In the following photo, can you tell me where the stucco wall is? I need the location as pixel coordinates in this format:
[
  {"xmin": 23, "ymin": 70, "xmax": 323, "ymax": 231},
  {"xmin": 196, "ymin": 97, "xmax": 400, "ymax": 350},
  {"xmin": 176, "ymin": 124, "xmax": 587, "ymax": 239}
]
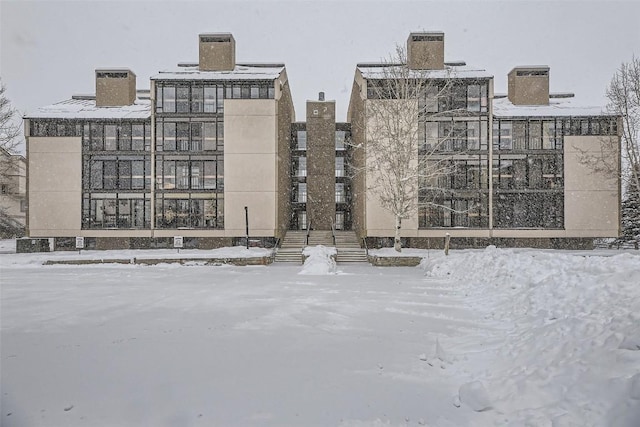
[
  {"xmin": 28, "ymin": 137, "xmax": 82, "ymax": 236},
  {"xmin": 224, "ymin": 99, "xmax": 278, "ymax": 236},
  {"xmin": 564, "ymin": 135, "xmax": 620, "ymax": 237}
]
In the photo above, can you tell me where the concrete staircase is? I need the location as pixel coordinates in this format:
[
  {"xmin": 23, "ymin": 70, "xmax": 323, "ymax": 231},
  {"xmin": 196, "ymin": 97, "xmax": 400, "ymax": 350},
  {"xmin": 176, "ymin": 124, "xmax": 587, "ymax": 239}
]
[
  {"xmin": 273, "ymin": 231, "xmax": 306, "ymax": 263},
  {"xmin": 273, "ymin": 230, "xmax": 369, "ymax": 264},
  {"xmin": 307, "ymin": 230, "xmax": 334, "ymax": 246},
  {"xmin": 334, "ymin": 231, "xmax": 369, "ymax": 263}
]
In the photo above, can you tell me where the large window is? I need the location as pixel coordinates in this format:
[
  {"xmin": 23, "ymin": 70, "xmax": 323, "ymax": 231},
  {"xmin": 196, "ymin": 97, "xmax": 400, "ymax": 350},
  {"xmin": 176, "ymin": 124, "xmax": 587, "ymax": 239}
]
[
  {"xmin": 494, "ymin": 193, "xmax": 563, "ymax": 229},
  {"xmin": 82, "ymin": 122, "xmax": 151, "ymax": 152},
  {"xmin": 156, "ymin": 120, "xmax": 223, "ymax": 152},
  {"xmin": 156, "ymin": 156, "xmax": 223, "ymax": 191},
  {"xmin": 155, "ymin": 195, "xmax": 223, "ymax": 229},
  {"xmin": 84, "ymin": 156, "xmax": 151, "ymax": 191},
  {"xmin": 368, "ymin": 79, "xmax": 489, "ymax": 114},
  {"xmin": 493, "ymin": 118, "xmax": 566, "ymax": 229},
  {"xmin": 492, "ymin": 117, "xmax": 618, "ymax": 151},
  {"xmin": 420, "ymin": 119, "xmax": 488, "ymax": 152},
  {"xmin": 82, "ymin": 194, "xmax": 151, "ymax": 229},
  {"xmin": 419, "ymin": 193, "xmax": 489, "ymax": 228},
  {"xmin": 155, "ymin": 81, "xmax": 275, "ymax": 114}
]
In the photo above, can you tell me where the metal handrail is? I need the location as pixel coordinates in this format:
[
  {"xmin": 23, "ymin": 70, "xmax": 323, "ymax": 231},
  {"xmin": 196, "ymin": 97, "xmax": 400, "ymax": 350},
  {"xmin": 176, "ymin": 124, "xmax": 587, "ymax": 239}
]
[
  {"xmin": 331, "ymin": 220, "xmax": 336, "ymax": 246},
  {"xmin": 362, "ymin": 236, "xmax": 369, "ymax": 257},
  {"xmin": 306, "ymin": 222, "xmax": 311, "ymax": 246}
]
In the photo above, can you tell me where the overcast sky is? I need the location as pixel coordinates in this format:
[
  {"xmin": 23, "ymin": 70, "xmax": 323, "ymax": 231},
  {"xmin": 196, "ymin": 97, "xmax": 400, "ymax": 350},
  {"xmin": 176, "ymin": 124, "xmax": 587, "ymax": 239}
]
[{"xmin": 1, "ymin": 0, "xmax": 639, "ymax": 145}]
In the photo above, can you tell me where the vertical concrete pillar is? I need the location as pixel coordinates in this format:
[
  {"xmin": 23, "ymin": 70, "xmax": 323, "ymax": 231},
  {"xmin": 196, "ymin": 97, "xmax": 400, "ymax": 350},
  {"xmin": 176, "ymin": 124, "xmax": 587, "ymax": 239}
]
[{"xmin": 306, "ymin": 94, "xmax": 336, "ymax": 230}]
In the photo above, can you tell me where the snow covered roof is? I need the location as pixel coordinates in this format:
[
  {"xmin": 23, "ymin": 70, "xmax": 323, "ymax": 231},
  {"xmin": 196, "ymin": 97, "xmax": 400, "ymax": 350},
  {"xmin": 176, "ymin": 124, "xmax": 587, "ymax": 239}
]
[
  {"xmin": 493, "ymin": 97, "xmax": 612, "ymax": 118},
  {"xmin": 357, "ymin": 63, "xmax": 493, "ymax": 80},
  {"xmin": 25, "ymin": 97, "xmax": 151, "ymax": 120},
  {"xmin": 152, "ymin": 63, "xmax": 285, "ymax": 81}
]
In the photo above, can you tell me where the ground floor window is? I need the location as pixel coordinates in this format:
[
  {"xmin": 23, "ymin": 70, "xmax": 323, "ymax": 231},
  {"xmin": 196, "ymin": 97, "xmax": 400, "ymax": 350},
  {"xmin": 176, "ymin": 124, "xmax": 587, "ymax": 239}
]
[
  {"xmin": 155, "ymin": 194, "xmax": 223, "ymax": 229},
  {"xmin": 82, "ymin": 194, "xmax": 151, "ymax": 229},
  {"xmin": 493, "ymin": 191, "xmax": 563, "ymax": 228},
  {"xmin": 419, "ymin": 192, "xmax": 489, "ymax": 228}
]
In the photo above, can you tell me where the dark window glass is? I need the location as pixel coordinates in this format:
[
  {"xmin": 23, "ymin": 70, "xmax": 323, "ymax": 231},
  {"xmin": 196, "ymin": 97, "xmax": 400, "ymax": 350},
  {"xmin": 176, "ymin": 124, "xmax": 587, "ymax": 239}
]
[
  {"xmin": 119, "ymin": 123, "xmax": 132, "ymax": 150},
  {"xmin": 164, "ymin": 122, "xmax": 176, "ymax": 151},
  {"xmin": 132, "ymin": 124, "xmax": 144, "ymax": 151},
  {"xmin": 204, "ymin": 86, "xmax": 216, "ymax": 113},
  {"xmin": 176, "ymin": 86, "xmax": 189, "ymax": 113},
  {"xmin": 163, "ymin": 86, "xmax": 176, "ymax": 113},
  {"xmin": 192, "ymin": 86, "xmax": 204, "ymax": 113}
]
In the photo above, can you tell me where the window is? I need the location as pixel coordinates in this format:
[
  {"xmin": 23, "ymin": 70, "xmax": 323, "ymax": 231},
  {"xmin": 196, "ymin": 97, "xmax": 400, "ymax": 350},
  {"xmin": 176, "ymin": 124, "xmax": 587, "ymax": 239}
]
[
  {"xmin": 296, "ymin": 130, "xmax": 307, "ymax": 150},
  {"xmin": 294, "ymin": 156, "xmax": 307, "ymax": 177},
  {"xmin": 85, "ymin": 156, "xmax": 150, "ymax": 191},
  {"xmin": 204, "ymin": 86, "xmax": 216, "ymax": 113},
  {"xmin": 335, "ymin": 157, "xmax": 345, "ymax": 177},
  {"xmin": 163, "ymin": 86, "xmax": 176, "ymax": 113},
  {"xmin": 155, "ymin": 195, "xmax": 223, "ymax": 229},
  {"xmin": 335, "ymin": 183, "xmax": 345, "ymax": 203},
  {"xmin": 83, "ymin": 194, "xmax": 150, "ymax": 229},
  {"xmin": 294, "ymin": 183, "xmax": 307, "ymax": 203},
  {"xmin": 191, "ymin": 86, "xmax": 204, "ymax": 113},
  {"xmin": 419, "ymin": 193, "xmax": 488, "ymax": 228},
  {"xmin": 156, "ymin": 156, "xmax": 223, "ymax": 191},
  {"xmin": 176, "ymin": 86, "xmax": 189, "ymax": 113},
  {"xmin": 335, "ymin": 131, "xmax": 346, "ymax": 150}
]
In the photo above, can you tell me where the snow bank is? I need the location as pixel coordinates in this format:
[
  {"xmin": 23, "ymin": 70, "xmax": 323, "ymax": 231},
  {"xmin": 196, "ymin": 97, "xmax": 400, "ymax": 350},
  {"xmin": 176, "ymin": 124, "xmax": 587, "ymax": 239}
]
[
  {"xmin": 299, "ymin": 245, "xmax": 337, "ymax": 275},
  {"xmin": 422, "ymin": 246, "xmax": 640, "ymax": 425}
]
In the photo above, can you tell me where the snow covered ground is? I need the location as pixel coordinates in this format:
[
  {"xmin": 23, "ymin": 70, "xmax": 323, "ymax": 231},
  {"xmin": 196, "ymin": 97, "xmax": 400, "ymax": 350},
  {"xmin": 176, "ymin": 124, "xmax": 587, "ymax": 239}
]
[{"xmin": 1, "ymin": 245, "xmax": 640, "ymax": 426}]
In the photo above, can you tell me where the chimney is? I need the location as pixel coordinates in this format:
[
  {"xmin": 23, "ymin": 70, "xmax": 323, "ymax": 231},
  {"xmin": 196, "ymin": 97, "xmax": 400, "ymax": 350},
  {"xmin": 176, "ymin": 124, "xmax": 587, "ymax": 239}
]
[
  {"xmin": 95, "ymin": 69, "xmax": 136, "ymax": 107},
  {"xmin": 508, "ymin": 66, "xmax": 550, "ymax": 105},
  {"xmin": 407, "ymin": 32, "xmax": 444, "ymax": 70},
  {"xmin": 319, "ymin": 91, "xmax": 325, "ymax": 101},
  {"xmin": 199, "ymin": 33, "xmax": 236, "ymax": 71}
]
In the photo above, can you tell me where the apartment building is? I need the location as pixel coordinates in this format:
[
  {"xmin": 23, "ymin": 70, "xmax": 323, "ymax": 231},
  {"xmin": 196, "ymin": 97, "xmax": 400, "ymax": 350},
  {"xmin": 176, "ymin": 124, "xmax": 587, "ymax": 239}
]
[
  {"xmin": 23, "ymin": 31, "xmax": 620, "ymax": 250},
  {"xmin": 348, "ymin": 33, "xmax": 620, "ymax": 249},
  {"xmin": 25, "ymin": 34, "xmax": 294, "ymax": 250}
]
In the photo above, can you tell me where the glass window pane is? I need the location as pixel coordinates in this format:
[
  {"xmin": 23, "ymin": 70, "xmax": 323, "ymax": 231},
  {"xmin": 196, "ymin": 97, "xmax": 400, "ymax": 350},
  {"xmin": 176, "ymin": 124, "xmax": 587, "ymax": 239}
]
[
  {"xmin": 204, "ymin": 122, "xmax": 216, "ymax": 151},
  {"xmin": 132, "ymin": 161, "xmax": 144, "ymax": 189},
  {"xmin": 176, "ymin": 86, "xmax": 189, "ymax": 113},
  {"xmin": 176, "ymin": 161, "xmax": 189, "ymax": 189},
  {"xmin": 119, "ymin": 123, "xmax": 131, "ymax": 150},
  {"xmin": 118, "ymin": 160, "xmax": 131, "ymax": 189},
  {"xmin": 164, "ymin": 122, "xmax": 176, "ymax": 151},
  {"xmin": 177, "ymin": 122, "xmax": 190, "ymax": 151},
  {"xmin": 105, "ymin": 125, "xmax": 117, "ymax": 150},
  {"xmin": 204, "ymin": 86, "xmax": 216, "ymax": 113},
  {"xmin": 132, "ymin": 124, "xmax": 144, "ymax": 151},
  {"xmin": 90, "ymin": 123, "xmax": 104, "ymax": 151},
  {"xmin": 192, "ymin": 86, "xmax": 203, "ymax": 113},
  {"xmin": 103, "ymin": 161, "xmax": 117, "ymax": 189},
  {"xmin": 204, "ymin": 161, "xmax": 217, "ymax": 189},
  {"xmin": 163, "ymin": 86, "xmax": 176, "ymax": 113}
]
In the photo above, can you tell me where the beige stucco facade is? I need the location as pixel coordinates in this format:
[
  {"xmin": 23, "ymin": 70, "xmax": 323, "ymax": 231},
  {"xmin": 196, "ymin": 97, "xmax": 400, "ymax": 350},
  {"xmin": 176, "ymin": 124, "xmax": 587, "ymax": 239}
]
[
  {"xmin": 564, "ymin": 135, "xmax": 620, "ymax": 237},
  {"xmin": 28, "ymin": 137, "xmax": 82, "ymax": 237},
  {"xmin": 224, "ymin": 98, "xmax": 283, "ymax": 237}
]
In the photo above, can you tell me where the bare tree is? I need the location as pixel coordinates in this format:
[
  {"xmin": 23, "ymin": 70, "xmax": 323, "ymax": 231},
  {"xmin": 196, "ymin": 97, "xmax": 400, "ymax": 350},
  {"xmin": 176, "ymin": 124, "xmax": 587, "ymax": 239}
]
[
  {"xmin": 0, "ymin": 80, "xmax": 26, "ymax": 237},
  {"xmin": 608, "ymin": 57, "xmax": 640, "ymax": 201},
  {"xmin": 355, "ymin": 45, "xmax": 471, "ymax": 252},
  {"xmin": 0, "ymin": 81, "xmax": 22, "ymax": 153}
]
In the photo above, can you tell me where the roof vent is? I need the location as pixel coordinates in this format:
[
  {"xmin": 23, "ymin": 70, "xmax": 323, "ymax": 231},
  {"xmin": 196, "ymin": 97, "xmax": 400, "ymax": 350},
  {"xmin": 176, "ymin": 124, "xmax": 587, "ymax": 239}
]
[{"xmin": 319, "ymin": 92, "xmax": 325, "ymax": 101}]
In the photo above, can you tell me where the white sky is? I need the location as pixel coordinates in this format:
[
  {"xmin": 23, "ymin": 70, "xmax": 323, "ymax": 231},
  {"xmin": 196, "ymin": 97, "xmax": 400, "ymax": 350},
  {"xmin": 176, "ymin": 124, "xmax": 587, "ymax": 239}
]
[{"xmin": 1, "ymin": 0, "xmax": 639, "ymax": 137}]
